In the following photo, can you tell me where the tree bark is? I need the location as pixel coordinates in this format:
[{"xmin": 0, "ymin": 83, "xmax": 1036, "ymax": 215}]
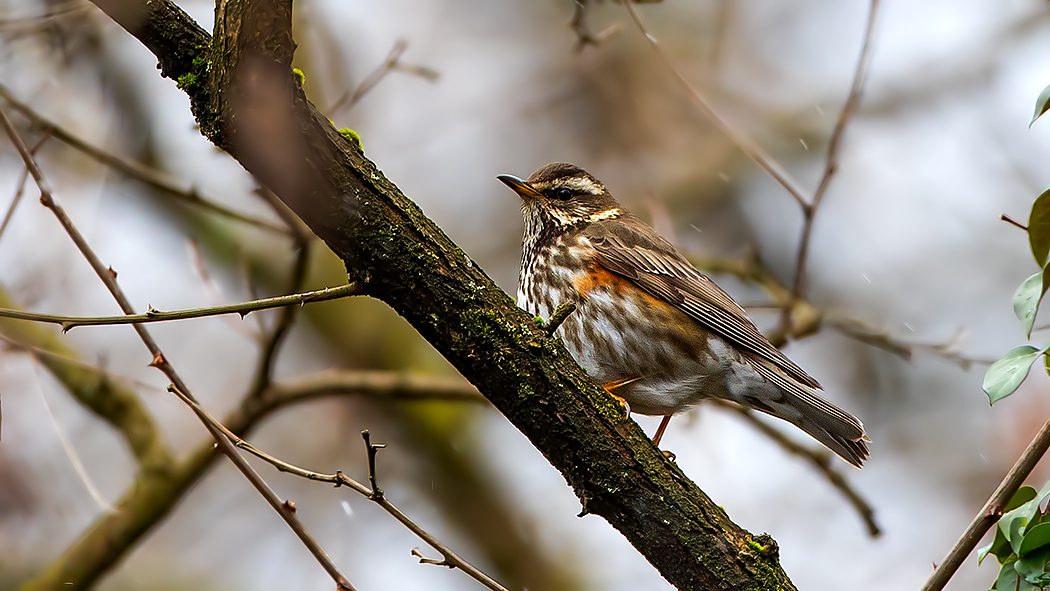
[{"xmin": 83, "ymin": 1, "xmax": 799, "ymax": 589}]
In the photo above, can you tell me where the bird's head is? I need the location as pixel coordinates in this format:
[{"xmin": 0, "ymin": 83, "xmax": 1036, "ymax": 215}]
[{"xmin": 498, "ymin": 163, "xmax": 622, "ymax": 238}]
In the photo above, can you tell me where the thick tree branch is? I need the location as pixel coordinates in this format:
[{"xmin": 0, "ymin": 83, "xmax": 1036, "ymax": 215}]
[{"xmin": 82, "ymin": 0, "xmax": 799, "ymax": 588}]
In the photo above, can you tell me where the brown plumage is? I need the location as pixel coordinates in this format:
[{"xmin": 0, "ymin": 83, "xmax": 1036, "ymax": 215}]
[{"xmin": 498, "ymin": 163, "xmax": 869, "ymax": 467}]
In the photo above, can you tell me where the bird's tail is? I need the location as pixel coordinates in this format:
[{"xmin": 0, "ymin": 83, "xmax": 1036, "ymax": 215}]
[{"xmin": 747, "ymin": 360, "xmax": 870, "ymax": 468}]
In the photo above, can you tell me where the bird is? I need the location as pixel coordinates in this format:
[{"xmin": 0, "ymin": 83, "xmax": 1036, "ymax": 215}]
[{"xmin": 497, "ymin": 163, "xmax": 869, "ymax": 467}]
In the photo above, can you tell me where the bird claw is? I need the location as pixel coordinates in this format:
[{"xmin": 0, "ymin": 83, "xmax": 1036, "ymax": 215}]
[{"xmin": 611, "ymin": 392, "xmax": 631, "ymax": 419}]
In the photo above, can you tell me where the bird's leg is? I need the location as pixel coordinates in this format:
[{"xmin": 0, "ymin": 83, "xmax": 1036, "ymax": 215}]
[
  {"xmin": 652, "ymin": 415, "xmax": 672, "ymax": 447},
  {"xmin": 601, "ymin": 376, "xmax": 641, "ymax": 418}
]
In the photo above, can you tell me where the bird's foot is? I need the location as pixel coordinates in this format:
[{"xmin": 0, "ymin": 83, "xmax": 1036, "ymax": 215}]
[{"xmin": 601, "ymin": 377, "xmax": 639, "ymax": 418}]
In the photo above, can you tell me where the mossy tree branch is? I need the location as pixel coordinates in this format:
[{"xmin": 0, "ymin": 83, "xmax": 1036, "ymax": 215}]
[{"xmin": 83, "ymin": 0, "xmax": 799, "ymax": 588}]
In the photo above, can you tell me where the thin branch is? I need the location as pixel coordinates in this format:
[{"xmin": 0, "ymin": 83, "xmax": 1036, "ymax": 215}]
[
  {"xmin": 260, "ymin": 369, "xmax": 489, "ymax": 409},
  {"xmin": 0, "ymin": 105, "xmax": 357, "ymax": 591},
  {"xmin": 826, "ymin": 317, "xmax": 994, "ymax": 369},
  {"xmin": 0, "ymin": 283, "xmax": 361, "ymax": 331},
  {"xmin": 246, "ymin": 187, "xmax": 313, "ymax": 398},
  {"xmin": 544, "ymin": 302, "xmax": 577, "ymax": 337},
  {"xmin": 709, "ymin": 399, "xmax": 880, "ymax": 537},
  {"xmin": 780, "ymin": 0, "xmax": 880, "ymax": 334},
  {"xmin": 0, "ymin": 84, "xmax": 290, "ymax": 235},
  {"xmin": 921, "ymin": 419, "xmax": 1050, "ymax": 591},
  {"xmin": 0, "ymin": 129, "xmax": 51, "ymax": 244},
  {"xmin": 166, "ymin": 385, "xmax": 509, "ymax": 591},
  {"xmin": 29, "ymin": 363, "xmax": 115, "ymax": 512},
  {"xmin": 689, "ymin": 251, "xmax": 989, "ymax": 367},
  {"xmin": 327, "ymin": 40, "xmax": 439, "ymax": 115},
  {"xmin": 623, "ymin": 0, "xmax": 811, "ymax": 209},
  {"xmin": 0, "ymin": 2, "xmax": 87, "ymax": 30},
  {"xmin": 0, "ymin": 291, "xmax": 174, "ymax": 471}
]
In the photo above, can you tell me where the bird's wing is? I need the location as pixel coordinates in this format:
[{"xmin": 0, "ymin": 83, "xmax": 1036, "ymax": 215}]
[{"xmin": 584, "ymin": 219, "xmax": 820, "ymax": 389}]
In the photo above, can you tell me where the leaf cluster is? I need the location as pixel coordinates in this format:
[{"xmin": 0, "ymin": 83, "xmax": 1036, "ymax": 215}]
[
  {"xmin": 983, "ymin": 189, "xmax": 1050, "ymax": 403},
  {"xmin": 979, "ymin": 484, "xmax": 1050, "ymax": 590}
]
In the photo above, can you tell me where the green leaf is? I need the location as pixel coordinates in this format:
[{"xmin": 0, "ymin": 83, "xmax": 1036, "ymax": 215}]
[
  {"xmin": 980, "ymin": 526, "xmax": 1013, "ymax": 565},
  {"xmin": 1030, "ymin": 189, "xmax": 1050, "ymax": 267},
  {"xmin": 1024, "ymin": 480, "xmax": 1050, "ymax": 525},
  {"xmin": 984, "ymin": 346, "xmax": 1046, "ymax": 404},
  {"xmin": 1032, "ymin": 84, "xmax": 1050, "ymax": 127},
  {"xmin": 1020, "ymin": 523, "xmax": 1050, "ymax": 557},
  {"xmin": 1014, "ymin": 272, "xmax": 1048, "ymax": 337},
  {"xmin": 1015, "ymin": 545, "xmax": 1050, "ymax": 586},
  {"xmin": 995, "ymin": 560, "xmax": 1020, "ymax": 591},
  {"xmin": 1009, "ymin": 487, "xmax": 1040, "ymax": 513}
]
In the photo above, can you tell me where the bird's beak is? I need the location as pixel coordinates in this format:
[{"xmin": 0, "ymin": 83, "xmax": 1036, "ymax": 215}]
[{"xmin": 497, "ymin": 174, "xmax": 544, "ymax": 200}]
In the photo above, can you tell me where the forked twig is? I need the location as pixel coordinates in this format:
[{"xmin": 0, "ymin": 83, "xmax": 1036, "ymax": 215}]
[
  {"xmin": 779, "ymin": 0, "xmax": 881, "ymax": 335},
  {"xmin": 328, "ymin": 41, "xmax": 439, "ymax": 115}
]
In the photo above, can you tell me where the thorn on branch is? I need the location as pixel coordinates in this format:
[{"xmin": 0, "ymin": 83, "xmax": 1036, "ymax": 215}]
[{"xmin": 411, "ymin": 547, "xmax": 453, "ymax": 568}]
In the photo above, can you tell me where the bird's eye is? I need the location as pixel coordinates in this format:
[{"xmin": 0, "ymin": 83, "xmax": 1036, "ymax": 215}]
[{"xmin": 554, "ymin": 188, "xmax": 573, "ymax": 200}]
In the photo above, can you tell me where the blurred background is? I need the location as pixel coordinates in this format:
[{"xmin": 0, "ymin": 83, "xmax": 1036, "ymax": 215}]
[{"xmin": 1, "ymin": 0, "xmax": 1049, "ymax": 589}]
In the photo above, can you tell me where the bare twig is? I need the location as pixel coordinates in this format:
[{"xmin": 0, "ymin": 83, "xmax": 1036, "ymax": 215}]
[
  {"xmin": 0, "ymin": 105, "xmax": 357, "ymax": 591},
  {"xmin": 0, "ymin": 2, "xmax": 87, "ymax": 30},
  {"xmin": 826, "ymin": 317, "xmax": 993, "ymax": 369},
  {"xmin": 166, "ymin": 384, "xmax": 509, "ymax": 591},
  {"xmin": 260, "ymin": 369, "xmax": 488, "ymax": 409},
  {"xmin": 246, "ymin": 187, "xmax": 314, "ymax": 397},
  {"xmin": 544, "ymin": 302, "xmax": 577, "ymax": 336},
  {"xmin": 921, "ymin": 419, "xmax": 1050, "ymax": 591},
  {"xmin": 28, "ymin": 363, "xmax": 114, "ymax": 512},
  {"xmin": 0, "ymin": 130, "xmax": 51, "ymax": 243},
  {"xmin": 327, "ymin": 40, "xmax": 439, "ymax": 115},
  {"xmin": 688, "ymin": 251, "xmax": 989, "ymax": 367},
  {"xmin": 0, "ymin": 84, "xmax": 290, "ymax": 235},
  {"xmin": 623, "ymin": 1, "xmax": 811, "ymax": 209},
  {"xmin": 779, "ymin": 0, "xmax": 880, "ymax": 335},
  {"xmin": 710, "ymin": 399, "xmax": 880, "ymax": 537},
  {"xmin": 0, "ymin": 283, "xmax": 361, "ymax": 330},
  {"xmin": 569, "ymin": 0, "xmax": 621, "ymax": 52}
]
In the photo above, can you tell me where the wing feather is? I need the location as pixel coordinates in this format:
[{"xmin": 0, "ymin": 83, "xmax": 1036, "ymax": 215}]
[{"xmin": 585, "ymin": 220, "xmax": 820, "ymax": 389}]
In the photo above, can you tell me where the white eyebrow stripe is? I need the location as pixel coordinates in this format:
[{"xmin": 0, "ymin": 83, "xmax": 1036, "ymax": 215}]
[{"xmin": 551, "ymin": 177, "xmax": 604, "ymax": 195}]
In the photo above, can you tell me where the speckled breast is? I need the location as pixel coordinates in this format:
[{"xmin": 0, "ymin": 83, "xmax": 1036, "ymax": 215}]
[{"xmin": 518, "ymin": 234, "xmax": 727, "ymax": 415}]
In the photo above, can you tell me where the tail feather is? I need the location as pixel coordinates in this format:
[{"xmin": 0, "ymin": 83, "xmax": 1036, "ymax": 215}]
[{"xmin": 747, "ymin": 358, "xmax": 870, "ymax": 468}]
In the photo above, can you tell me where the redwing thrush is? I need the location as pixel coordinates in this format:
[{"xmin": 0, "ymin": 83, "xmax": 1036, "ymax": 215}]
[{"xmin": 498, "ymin": 163, "xmax": 869, "ymax": 467}]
